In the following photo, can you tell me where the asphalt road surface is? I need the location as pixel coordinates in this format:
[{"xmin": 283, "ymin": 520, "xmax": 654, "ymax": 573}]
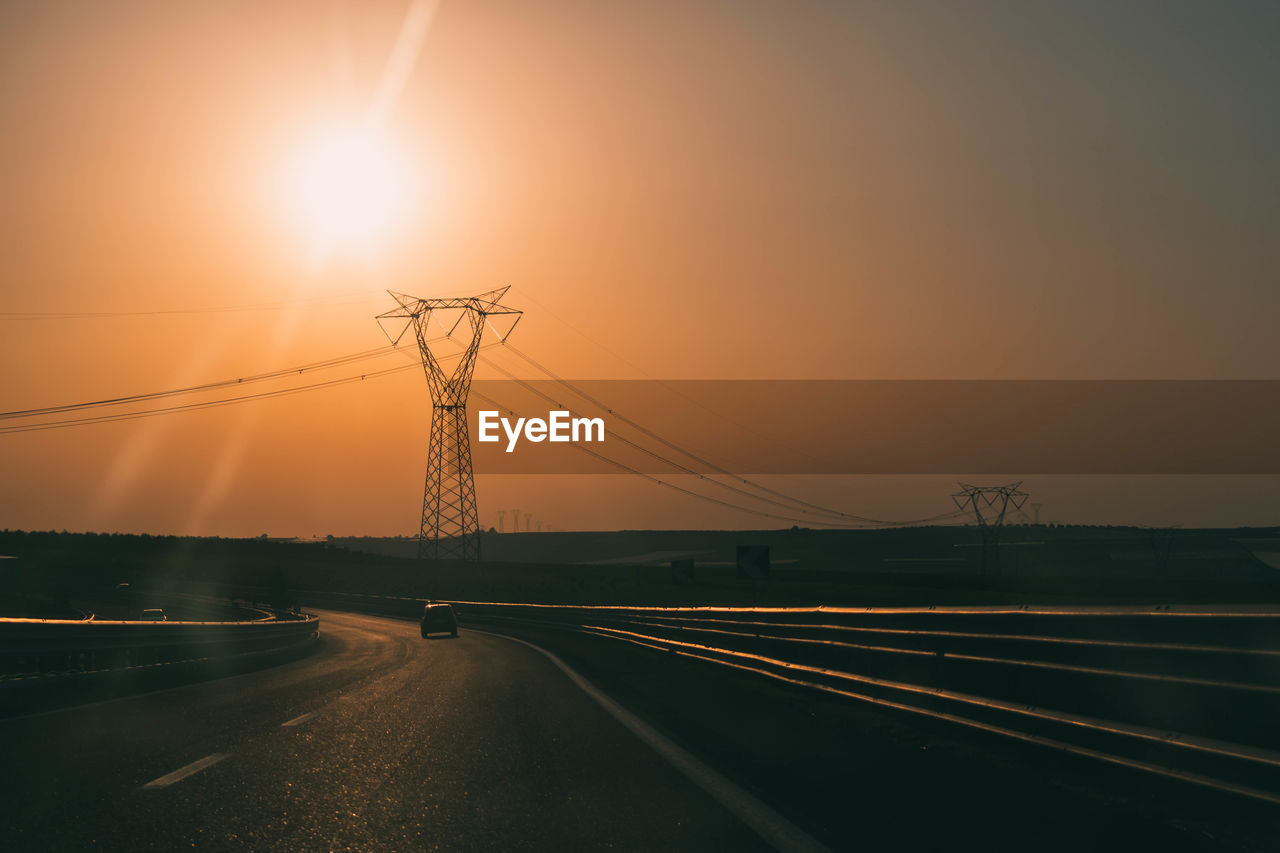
[
  {"xmin": 0, "ymin": 610, "xmax": 1272, "ymax": 851},
  {"xmin": 0, "ymin": 610, "xmax": 779, "ymax": 851}
]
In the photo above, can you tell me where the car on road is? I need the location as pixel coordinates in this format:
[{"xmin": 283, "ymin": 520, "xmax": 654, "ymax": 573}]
[
  {"xmin": 420, "ymin": 601, "xmax": 458, "ymax": 638},
  {"xmin": 139, "ymin": 608, "xmax": 167, "ymax": 622}
]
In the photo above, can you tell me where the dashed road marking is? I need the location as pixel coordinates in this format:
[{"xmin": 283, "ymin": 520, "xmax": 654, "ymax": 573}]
[{"xmin": 140, "ymin": 753, "xmax": 229, "ymax": 789}]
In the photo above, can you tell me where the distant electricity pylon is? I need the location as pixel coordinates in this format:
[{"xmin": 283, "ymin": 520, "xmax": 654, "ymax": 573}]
[
  {"xmin": 952, "ymin": 482, "xmax": 1029, "ymax": 574},
  {"xmin": 1145, "ymin": 523, "xmax": 1183, "ymax": 574},
  {"xmin": 378, "ymin": 287, "xmax": 522, "ymax": 561}
]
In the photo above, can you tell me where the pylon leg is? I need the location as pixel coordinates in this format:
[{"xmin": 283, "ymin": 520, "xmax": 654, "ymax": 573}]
[{"xmin": 419, "ymin": 405, "xmax": 480, "ymax": 561}]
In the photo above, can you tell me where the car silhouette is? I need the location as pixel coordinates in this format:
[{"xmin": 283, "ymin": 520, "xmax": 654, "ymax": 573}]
[{"xmin": 420, "ymin": 602, "xmax": 458, "ymax": 638}]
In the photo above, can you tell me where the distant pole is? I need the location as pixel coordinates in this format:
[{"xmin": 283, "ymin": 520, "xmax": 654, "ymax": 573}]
[
  {"xmin": 376, "ymin": 288, "xmax": 522, "ymax": 561},
  {"xmin": 1032, "ymin": 503, "xmax": 1042, "ymax": 525},
  {"xmin": 497, "ymin": 510, "xmax": 506, "ymax": 534},
  {"xmin": 511, "ymin": 509, "xmax": 520, "ymax": 533},
  {"xmin": 952, "ymin": 483, "xmax": 1029, "ymax": 576},
  {"xmin": 524, "ymin": 513, "xmax": 533, "ymax": 532}
]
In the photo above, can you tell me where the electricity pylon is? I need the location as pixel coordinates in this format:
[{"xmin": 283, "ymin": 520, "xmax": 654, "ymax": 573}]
[
  {"xmin": 377, "ymin": 287, "xmax": 521, "ymax": 560},
  {"xmin": 1145, "ymin": 523, "xmax": 1182, "ymax": 574},
  {"xmin": 952, "ymin": 482, "xmax": 1029, "ymax": 574}
]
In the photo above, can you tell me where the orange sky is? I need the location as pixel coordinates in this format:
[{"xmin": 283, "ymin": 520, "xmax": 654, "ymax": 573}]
[{"xmin": 1, "ymin": 1, "xmax": 1277, "ymax": 535}]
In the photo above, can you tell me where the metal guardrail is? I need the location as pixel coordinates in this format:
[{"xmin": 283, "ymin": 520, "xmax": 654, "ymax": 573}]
[
  {"xmin": 464, "ymin": 602, "xmax": 1280, "ymax": 805},
  {"xmin": 0, "ymin": 614, "xmax": 320, "ymax": 681},
  {"xmin": 303, "ymin": 592, "xmax": 1280, "ymax": 808}
]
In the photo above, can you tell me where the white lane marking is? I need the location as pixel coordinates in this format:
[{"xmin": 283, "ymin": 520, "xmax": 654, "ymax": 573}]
[
  {"xmin": 140, "ymin": 753, "xmax": 230, "ymax": 789},
  {"xmin": 474, "ymin": 629, "xmax": 831, "ymax": 853},
  {"xmin": 281, "ymin": 711, "xmax": 317, "ymax": 727}
]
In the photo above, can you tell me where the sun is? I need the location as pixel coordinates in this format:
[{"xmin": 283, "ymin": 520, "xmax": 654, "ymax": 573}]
[{"xmin": 285, "ymin": 124, "xmax": 414, "ymax": 255}]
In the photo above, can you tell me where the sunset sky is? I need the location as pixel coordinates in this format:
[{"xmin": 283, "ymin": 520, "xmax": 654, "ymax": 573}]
[{"xmin": 1, "ymin": 1, "xmax": 1277, "ymax": 535}]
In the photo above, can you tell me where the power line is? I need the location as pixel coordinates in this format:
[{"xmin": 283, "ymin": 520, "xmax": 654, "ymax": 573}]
[
  {"xmin": 490, "ymin": 344, "xmax": 960, "ymax": 528},
  {"xmin": 471, "ymin": 370, "xmax": 961, "ymax": 530},
  {"xmin": 471, "ymin": 389, "xmax": 962, "ymax": 527},
  {"xmin": 478, "ymin": 354, "xmax": 859, "ymax": 521},
  {"xmin": 468, "ymin": 388, "xmax": 880, "ymax": 529},
  {"xmin": 0, "ymin": 342, "xmax": 501, "ymax": 434},
  {"xmin": 0, "ymin": 345, "xmax": 404, "ymax": 421},
  {"xmin": 516, "ymin": 286, "xmax": 844, "ymax": 470},
  {"xmin": 0, "ymin": 313, "xmax": 963, "ymax": 528},
  {"xmin": 0, "ymin": 364, "xmax": 417, "ymax": 434},
  {"xmin": 499, "ymin": 344, "xmax": 862, "ymax": 520}
]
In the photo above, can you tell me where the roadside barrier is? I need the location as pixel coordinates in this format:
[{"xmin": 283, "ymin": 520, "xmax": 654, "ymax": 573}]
[
  {"xmin": 300, "ymin": 590, "xmax": 1280, "ymax": 806},
  {"xmin": 0, "ymin": 613, "xmax": 320, "ymax": 714}
]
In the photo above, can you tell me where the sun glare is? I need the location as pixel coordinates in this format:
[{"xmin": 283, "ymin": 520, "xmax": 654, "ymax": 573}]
[{"xmin": 286, "ymin": 125, "xmax": 414, "ymax": 255}]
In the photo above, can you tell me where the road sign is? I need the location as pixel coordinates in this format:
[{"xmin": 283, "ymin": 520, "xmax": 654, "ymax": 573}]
[{"xmin": 736, "ymin": 546, "xmax": 770, "ymax": 580}]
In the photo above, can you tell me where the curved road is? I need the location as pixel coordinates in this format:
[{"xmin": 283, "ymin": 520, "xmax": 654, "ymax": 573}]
[
  {"xmin": 0, "ymin": 609, "xmax": 1263, "ymax": 851},
  {"xmin": 0, "ymin": 610, "xmax": 773, "ymax": 851}
]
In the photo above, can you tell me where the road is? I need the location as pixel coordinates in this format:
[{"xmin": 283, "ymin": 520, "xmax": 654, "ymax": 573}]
[
  {"xmin": 0, "ymin": 609, "xmax": 1269, "ymax": 851},
  {"xmin": 0, "ymin": 610, "xmax": 774, "ymax": 851}
]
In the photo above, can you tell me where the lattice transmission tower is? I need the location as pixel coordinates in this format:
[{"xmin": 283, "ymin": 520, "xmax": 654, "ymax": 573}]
[
  {"xmin": 377, "ymin": 287, "xmax": 521, "ymax": 560},
  {"xmin": 952, "ymin": 482, "xmax": 1029, "ymax": 573}
]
